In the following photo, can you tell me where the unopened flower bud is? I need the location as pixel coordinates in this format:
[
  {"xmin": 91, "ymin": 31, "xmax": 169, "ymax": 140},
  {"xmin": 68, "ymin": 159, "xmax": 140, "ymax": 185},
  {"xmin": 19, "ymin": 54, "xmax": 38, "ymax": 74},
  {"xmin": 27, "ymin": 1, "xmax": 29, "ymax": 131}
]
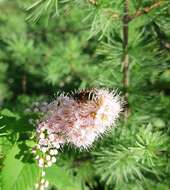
[
  {"xmin": 38, "ymin": 158, "xmax": 44, "ymax": 167},
  {"xmin": 44, "ymin": 180, "xmax": 49, "ymax": 187},
  {"xmin": 39, "ymin": 133, "xmax": 45, "ymax": 139},
  {"xmin": 41, "ymin": 147, "xmax": 48, "ymax": 153},
  {"xmin": 32, "ymin": 149, "xmax": 36, "ymax": 154},
  {"xmin": 41, "ymin": 178, "xmax": 45, "ymax": 184},
  {"xmin": 35, "ymin": 183, "xmax": 39, "ymax": 189},
  {"xmin": 47, "ymin": 161, "xmax": 52, "ymax": 167},
  {"xmin": 52, "ymin": 142, "xmax": 60, "ymax": 149},
  {"xmin": 42, "ymin": 171, "xmax": 46, "ymax": 177},
  {"xmin": 35, "ymin": 155, "xmax": 39, "ymax": 160},
  {"xmin": 40, "ymin": 185, "xmax": 45, "ymax": 190},
  {"xmin": 49, "ymin": 149, "xmax": 58, "ymax": 155},
  {"xmin": 51, "ymin": 156, "xmax": 56, "ymax": 163},
  {"xmin": 46, "ymin": 155, "xmax": 51, "ymax": 161}
]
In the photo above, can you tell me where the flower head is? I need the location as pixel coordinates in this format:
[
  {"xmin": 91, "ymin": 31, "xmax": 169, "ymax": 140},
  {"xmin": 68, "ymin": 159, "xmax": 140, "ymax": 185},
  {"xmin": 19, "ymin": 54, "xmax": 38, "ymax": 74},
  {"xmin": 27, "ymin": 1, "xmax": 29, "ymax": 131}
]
[
  {"xmin": 34, "ymin": 88, "xmax": 122, "ymax": 189},
  {"xmin": 37, "ymin": 88, "xmax": 122, "ymax": 149}
]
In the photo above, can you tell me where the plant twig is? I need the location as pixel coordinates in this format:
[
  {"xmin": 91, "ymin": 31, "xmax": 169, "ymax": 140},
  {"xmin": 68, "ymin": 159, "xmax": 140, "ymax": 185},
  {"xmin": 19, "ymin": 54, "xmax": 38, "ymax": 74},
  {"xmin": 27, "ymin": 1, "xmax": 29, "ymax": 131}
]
[
  {"xmin": 22, "ymin": 74, "xmax": 27, "ymax": 94},
  {"xmin": 122, "ymin": 0, "xmax": 130, "ymax": 119},
  {"xmin": 152, "ymin": 22, "xmax": 170, "ymax": 50},
  {"xmin": 129, "ymin": 0, "xmax": 164, "ymax": 21}
]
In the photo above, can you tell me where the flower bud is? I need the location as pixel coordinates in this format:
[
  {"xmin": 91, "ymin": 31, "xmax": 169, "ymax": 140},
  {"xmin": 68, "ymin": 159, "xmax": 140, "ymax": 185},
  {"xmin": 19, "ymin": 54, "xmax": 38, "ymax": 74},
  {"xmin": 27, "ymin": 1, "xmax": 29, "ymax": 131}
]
[
  {"xmin": 40, "ymin": 178, "xmax": 45, "ymax": 184},
  {"xmin": 35, "ymin": 155, "xmax": 39, "ymax": 160},
  {"xmin": 51, "ymin": 156, "xmax": 56, "ymax": 163},
  {"xmin": 39, "ymin": 133, "xmax": 45, "ymax": 139},
  {"xmin": 40, "ymin": 185, "xmax": 45, "ymax": 190},
  {"xmin": 38, "ymin": 158, "xmax": 44, "ymax": 167},
  {"xmin": 41, "ymin": 147, "xmax": 48, "ymax": 153},
  {"xmin": 47, "ymin": 161, "xmax": 52, "ymax": 167},
  {"xmin": 44, "ymin": 180, "xmax": 49, "ymax": 188},
  {"xmin": 42, "ymin": 171, "xmax": 46, "ymax": 177},
  {"xmin": 46, "ymin": 155, "xmax": 51, "ymax": 161},
  {"xmin": 35, "ymin": 183, "xmax": 39, "ymax": 189}
]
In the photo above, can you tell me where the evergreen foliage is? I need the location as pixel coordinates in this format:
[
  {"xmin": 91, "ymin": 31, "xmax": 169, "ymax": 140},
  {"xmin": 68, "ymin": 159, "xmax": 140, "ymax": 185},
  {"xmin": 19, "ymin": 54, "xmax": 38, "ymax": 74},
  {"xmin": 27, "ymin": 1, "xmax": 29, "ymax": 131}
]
[{"xmin": 0, "ymin": 0, "xmax": 170, "ymax": 190}]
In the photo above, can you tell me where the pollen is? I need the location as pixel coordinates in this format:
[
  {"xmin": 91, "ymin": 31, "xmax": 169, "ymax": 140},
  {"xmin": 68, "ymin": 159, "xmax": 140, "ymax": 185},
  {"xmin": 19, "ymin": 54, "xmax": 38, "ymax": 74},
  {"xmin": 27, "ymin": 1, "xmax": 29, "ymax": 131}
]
[
  {"xmin": 100, "ymin": 114, "xmax": 108, "ymax": 122},
  {"xmin": 90, "ymin": 112, "xmax": 96, "ymax": 118}
]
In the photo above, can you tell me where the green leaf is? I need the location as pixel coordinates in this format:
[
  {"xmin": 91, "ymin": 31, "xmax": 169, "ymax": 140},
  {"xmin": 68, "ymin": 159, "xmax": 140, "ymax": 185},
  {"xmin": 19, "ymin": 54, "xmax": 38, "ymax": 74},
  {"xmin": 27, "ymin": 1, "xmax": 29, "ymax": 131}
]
[
  {"xmin": 2, "ymin": 144, "xmax": 40, "ymax": 190},
  {"xmin": 46, "ymin": 165, "xmax": 81, "ymax": 190},
  {"xmin": 1, "ymin": 109, "xmax": 20, "ymax": 120}
]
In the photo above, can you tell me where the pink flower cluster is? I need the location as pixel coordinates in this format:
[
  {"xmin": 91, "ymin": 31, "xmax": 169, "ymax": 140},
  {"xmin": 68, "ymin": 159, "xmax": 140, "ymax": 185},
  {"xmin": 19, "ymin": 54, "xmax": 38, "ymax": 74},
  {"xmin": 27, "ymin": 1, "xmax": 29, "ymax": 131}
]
[
  {"xmin": 34, "ymin": 88, "xmax": 122, "ymax": 189},
  {"xmin": 37, "ymin": 88, "xmax": 122, "ymax": 149}
]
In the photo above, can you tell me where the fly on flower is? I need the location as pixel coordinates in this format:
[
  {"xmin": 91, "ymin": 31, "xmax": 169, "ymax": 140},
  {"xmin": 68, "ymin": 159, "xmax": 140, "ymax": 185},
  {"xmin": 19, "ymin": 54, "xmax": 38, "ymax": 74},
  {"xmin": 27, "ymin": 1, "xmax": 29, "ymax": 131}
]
[{"xmin": 72, "ymin": 89, "xmax": 97, "ymax": 102}]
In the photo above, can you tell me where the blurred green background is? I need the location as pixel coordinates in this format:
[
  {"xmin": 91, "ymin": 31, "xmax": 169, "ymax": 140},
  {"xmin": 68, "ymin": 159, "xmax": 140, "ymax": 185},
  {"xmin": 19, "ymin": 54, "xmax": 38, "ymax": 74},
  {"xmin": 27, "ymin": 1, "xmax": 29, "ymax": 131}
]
[{"xmin": 0, "ymin": 0, "xmax": 170, "ymax": 190}]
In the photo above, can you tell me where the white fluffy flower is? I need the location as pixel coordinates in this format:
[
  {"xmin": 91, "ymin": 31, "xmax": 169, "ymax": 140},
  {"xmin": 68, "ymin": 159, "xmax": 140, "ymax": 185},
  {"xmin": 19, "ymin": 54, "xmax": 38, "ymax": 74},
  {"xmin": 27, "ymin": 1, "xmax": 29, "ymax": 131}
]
[
  {"xmin": 37, "ymin": 89, "xmax": 122, "ymax": 149},
  {"xmin": 34, "ymin": 88, "xmax": 122, "ymax": 189}
]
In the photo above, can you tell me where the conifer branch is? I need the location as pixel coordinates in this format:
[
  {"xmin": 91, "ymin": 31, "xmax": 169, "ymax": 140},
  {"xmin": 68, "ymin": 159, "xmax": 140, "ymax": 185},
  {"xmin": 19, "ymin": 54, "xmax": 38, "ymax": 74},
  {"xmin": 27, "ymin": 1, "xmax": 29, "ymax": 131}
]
[
  {"xmin": 122, "ymin": 0, "xmax": 130, "ymax": 119},
  {"xmin": 100, "ymin": 0, "xmax": 164, "ymax": 23},
  {"xmin": 55, "ymin": 26, "xmax": 90, "ymax": 33},
  {"xmin": 152, "ymin": 22, "xmax": 170, "ymax": 50},
  {"xmin": 129, "ymin": 0, "xmax": 164, "ymax": 21}
]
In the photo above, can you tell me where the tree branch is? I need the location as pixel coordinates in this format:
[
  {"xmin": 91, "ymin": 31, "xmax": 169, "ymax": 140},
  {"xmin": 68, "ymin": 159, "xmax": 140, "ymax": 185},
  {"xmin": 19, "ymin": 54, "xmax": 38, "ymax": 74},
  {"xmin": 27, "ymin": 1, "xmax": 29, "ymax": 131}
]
[
  {"xmin": 129, "ymin": 0, "xmax": 164, "ymax": 21},
  {"xmin": 122, "ymin": 0, "xmax": 130, "ymax": 119},
  {"xmin": 152, "ymin": 22, "xmax": 170, "ymax": 50}
]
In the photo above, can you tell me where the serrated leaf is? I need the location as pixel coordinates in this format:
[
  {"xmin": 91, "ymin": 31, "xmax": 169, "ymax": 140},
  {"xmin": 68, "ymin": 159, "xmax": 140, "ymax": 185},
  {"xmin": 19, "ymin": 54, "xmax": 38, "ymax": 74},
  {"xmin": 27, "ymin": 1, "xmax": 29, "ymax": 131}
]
[
  {"xmin": 46, "ymin": 165, "xmax": 81, "ymax": 190},
  {"xmin": 2, "ymin": 144, "xmax": 40, "ymax": 190}
]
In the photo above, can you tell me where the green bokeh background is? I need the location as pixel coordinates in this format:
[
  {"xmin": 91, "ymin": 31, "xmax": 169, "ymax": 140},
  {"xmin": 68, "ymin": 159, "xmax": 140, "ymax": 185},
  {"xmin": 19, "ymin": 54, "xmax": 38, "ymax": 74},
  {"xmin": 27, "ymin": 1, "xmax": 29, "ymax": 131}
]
[{"xmin": 0, "ymin": 0, "xmax": 170, "ymax": 190}]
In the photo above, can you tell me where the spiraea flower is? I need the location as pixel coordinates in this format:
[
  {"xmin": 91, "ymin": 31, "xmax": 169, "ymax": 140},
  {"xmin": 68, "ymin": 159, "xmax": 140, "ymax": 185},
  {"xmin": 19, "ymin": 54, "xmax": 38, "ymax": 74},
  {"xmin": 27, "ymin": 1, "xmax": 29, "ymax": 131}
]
[
  {"xmin": 37, "ymin": 88, "xmax": 122, "ymax": 148},
  {"xmin": 33, "ymin": 88, "xmax": 123, "ymax": 189}
]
